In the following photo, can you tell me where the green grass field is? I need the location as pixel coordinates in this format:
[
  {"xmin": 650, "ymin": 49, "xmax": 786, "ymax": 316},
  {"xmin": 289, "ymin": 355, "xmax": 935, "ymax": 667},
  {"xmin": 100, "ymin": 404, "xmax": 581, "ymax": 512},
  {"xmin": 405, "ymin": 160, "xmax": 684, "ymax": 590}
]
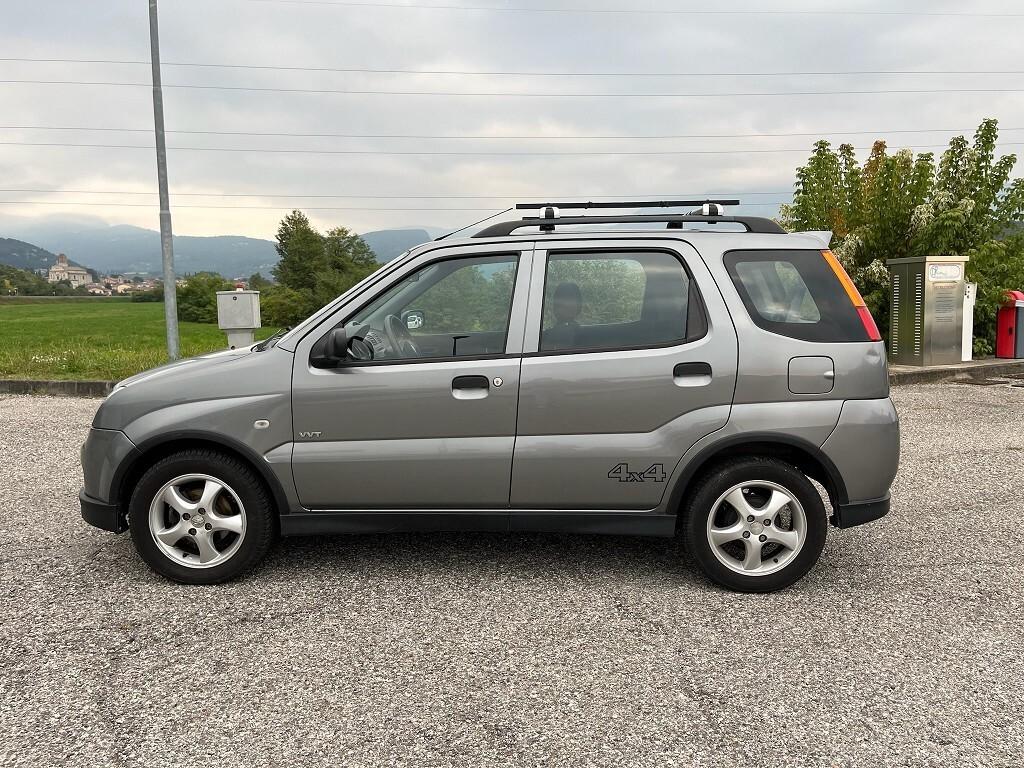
[{"xmin": 0, "ymin": 298, "xmax": 277, "ymax": 380}]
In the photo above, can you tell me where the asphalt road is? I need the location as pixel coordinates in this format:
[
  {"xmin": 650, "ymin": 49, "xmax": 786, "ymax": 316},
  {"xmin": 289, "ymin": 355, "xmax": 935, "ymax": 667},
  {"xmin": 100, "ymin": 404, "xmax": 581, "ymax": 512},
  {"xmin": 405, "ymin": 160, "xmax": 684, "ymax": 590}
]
[{"xmin": 1, "ymin": 384, "xmax": 1022, "ymax": 767}]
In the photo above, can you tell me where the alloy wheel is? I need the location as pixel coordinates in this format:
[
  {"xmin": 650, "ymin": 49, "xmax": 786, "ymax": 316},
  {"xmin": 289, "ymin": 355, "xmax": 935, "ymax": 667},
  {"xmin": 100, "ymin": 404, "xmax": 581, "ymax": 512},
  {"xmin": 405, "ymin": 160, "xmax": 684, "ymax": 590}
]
[
  {"xmin": 705, "ymin": 480, "xmax": 807, "ymax": 577},
  {"xmin": 148, "ymin": 473, "xmax": 247, "ymax": 569}
]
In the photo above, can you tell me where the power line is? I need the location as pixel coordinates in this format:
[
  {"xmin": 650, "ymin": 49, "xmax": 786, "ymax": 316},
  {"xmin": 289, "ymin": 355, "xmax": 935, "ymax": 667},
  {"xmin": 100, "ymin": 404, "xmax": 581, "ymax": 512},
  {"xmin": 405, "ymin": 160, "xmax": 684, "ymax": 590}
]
[
  {"xmin": 4, "ymin": 57, "xmax": 1024, "ymax": 78},
  {"xmin": 0, "ymin": 201, "xmax": 503, "ymax": 210},
  {"xmin": 0, "ymin": 188, "xmax": 793, "ymax": 198},
  {"xmin": 204, "ymin": 0, "xmax": 1024, "ymax": 18},
  {"xmin": 0, "ymin": 200, "xmax": 783, "ymax": 210},
  {"xmin": 4, "ymin": 80, "xmax": 1024, "ymax": 98},
  {"xmin": 2, "ymin": 125, "xmax": 1020, "ymax": 141},
  {"xmin": 2, "ymin": 140, "xmax": 1020, "ymax": 156}
]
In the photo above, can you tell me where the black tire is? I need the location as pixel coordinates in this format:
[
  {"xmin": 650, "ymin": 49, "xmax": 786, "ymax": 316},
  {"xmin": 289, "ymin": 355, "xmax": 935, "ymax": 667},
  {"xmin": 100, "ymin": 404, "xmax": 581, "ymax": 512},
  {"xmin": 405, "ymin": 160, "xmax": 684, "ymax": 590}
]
[
  {"xmin": 683, "ymin": 457, "xmax": 827, "ymax": 593},
  {"xmin": 128, "ymin": 449, "xmax": 276, "ymax": 584}
]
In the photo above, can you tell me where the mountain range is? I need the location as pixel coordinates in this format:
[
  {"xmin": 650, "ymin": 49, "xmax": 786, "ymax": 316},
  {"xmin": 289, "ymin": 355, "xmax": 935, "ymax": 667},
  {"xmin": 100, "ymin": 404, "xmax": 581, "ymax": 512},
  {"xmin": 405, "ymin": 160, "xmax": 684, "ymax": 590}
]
[
  {"xmin": 0, "ymin": 214, "xmax": 439, "ymax": 277},
  {"xmin": 0, "ymin": 236, "xmax": 64, "ymax": 272}
]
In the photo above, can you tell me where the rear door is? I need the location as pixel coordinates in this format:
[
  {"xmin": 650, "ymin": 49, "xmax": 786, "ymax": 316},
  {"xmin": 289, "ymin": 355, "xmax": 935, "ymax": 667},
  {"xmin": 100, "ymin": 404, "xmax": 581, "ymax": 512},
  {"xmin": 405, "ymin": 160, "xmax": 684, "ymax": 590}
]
[{"xmin": 510, "ymin": 239, "xmax": 737, "ymax": 511}]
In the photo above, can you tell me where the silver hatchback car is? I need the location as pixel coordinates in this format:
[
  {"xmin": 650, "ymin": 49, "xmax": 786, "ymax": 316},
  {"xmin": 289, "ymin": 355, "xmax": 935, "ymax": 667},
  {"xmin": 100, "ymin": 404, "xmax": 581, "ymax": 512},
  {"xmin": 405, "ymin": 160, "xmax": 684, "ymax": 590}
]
[{"xmin": 80, "ymin": 202, "xmax": 899, "ymax": 592}]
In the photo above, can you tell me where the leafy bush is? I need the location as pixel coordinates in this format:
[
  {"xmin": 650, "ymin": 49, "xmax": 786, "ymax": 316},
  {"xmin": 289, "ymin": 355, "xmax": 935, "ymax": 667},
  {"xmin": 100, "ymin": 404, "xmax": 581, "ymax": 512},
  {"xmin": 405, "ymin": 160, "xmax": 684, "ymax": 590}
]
[
  {"xmin": 131, "ymin": 284, "xmax": 164, "ymax": 302},
  {"xmin": 175, "ymin": 272, "xmax": 234, "ymax": 323},
  {"xmin": 781, "ymin": 119, "xmax": 1024, "ymax": 350},
  {"xmin": 259, "ymin": 285, "xmax": 313, "ymax": 328},
  {"xmin": 967, "ymin": 235, "xmax": 1024, "ymax": 355},
  {"xmin": 0, "ymin": 265, "xmax": 89, "ymax": 296}
]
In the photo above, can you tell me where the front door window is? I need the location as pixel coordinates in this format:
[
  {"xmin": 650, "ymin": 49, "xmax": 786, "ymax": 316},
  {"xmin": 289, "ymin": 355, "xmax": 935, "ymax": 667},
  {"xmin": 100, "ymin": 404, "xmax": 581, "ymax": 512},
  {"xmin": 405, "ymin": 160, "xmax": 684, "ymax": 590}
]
[{"xmin": 344, "ymin": 254, "xmax": 518, "ymax": 360}]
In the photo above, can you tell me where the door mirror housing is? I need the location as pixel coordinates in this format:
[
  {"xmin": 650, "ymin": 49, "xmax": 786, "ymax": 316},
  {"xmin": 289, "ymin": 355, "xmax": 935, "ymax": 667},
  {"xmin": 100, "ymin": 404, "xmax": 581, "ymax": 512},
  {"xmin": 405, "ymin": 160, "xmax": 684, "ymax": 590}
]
[
  {"xmin": 324, "ymin": 327, "xmax": 348, "ymax": 359},
  {"xmin": 312, "ymin": 327, "xmax": 349, "ymax": 367}
]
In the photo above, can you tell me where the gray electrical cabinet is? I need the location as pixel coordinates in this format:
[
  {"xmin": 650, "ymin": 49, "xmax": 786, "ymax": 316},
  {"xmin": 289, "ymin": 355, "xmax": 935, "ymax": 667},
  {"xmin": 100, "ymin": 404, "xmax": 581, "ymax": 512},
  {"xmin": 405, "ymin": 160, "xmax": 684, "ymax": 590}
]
[
  {"xmin": 217, "ymin": 289, "xmax": 261, "ymax": 349},
  {"xmin": 886, "ymin": 255, "xmax": 969, "ymax": 366}
]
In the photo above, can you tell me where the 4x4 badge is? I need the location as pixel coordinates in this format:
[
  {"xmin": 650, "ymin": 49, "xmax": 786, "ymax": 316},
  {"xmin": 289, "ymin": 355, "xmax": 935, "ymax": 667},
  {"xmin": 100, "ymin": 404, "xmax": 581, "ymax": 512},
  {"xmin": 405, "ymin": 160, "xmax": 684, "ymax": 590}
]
[{"xmin": 607, "ymin": 463, "xmax": 667, "ymax": 483}]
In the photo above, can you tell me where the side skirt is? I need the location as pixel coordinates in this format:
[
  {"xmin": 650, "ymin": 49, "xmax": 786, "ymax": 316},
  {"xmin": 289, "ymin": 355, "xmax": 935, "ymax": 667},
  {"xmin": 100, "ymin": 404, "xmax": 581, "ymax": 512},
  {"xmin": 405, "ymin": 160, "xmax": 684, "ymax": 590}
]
[{"xmin": 279, "ymin": 510, "xmax": 678, "ymax": 537}]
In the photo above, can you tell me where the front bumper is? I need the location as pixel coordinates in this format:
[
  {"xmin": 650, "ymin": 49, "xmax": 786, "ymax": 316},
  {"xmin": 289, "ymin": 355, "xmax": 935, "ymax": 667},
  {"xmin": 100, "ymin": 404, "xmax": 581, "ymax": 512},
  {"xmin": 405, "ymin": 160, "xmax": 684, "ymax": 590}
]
[
  {"xmin": 80, "ymin": 427, "xmax": 138, "ymax": 534},
  {"xmin": 831, "ymin": 494, "xmax": 890, "ymax": 529},
  {"xmin": 80, "ymin": 488, "xmax": 127, "ymax": 533}
]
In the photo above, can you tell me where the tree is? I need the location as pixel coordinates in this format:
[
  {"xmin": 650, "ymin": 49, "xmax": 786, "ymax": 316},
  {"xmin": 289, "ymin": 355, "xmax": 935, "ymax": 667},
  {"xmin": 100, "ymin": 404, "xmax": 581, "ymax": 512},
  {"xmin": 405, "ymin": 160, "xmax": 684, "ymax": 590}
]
[
  {"xmin": 313, "ymin": 226, "xmax": 378, "ymax": 307},
  {"xmin": 781, "ymin": 141, "xmax": 935, "ymax": 332},
  {"xmin": 260, "ymin": 285, "xmax": 309, "ymax": 327},
  {"xmin": 966, "ymin": 235, "xmax": 1024, "ymax": 354},
  {"xmin": 780, "ymin": 119, "xmax": 1024, "ymax": 350},
  {"xmin": 263, "ymin": 212, "xmax": 380, "ymax": 326},
  {"xmin": 176, "ymin": 272, "xmax": 233, "ymax": 323},
  {"xmin": 248, "ymin": 272, "xmax": 272, "ymax": 290},
  {"xmin": 0, "ymin": 265, "xmax": 91, "ymax": 296},
  {"xmin": 0, "ymin": 265, "xmax": 53, "ymax": 295},
  {"xmin": 913, "ymin": 120, "xmax": 1024, "ymax": 257},
  {"xmin": 272, "ymin": 210, "xmax": 325, "ymax": 294}
]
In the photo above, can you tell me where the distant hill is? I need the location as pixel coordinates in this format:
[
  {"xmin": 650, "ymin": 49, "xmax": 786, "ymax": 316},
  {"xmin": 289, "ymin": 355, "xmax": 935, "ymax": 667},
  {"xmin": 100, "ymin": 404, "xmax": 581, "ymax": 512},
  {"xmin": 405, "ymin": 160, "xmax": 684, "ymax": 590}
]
[
  {"xmin": 0, "ymin": 215, "xmax": 441, "ymax": 277},
  {"xmin": 360, "ymin": 228, "xmax": 432, "ymax": 262},
  {"xmin": 0, "ymin": 237, "xmax": 62, "ymax": 272},
  {"xmin": 0, "ymin": 216, "xmax": 278, "ymax": 278}
]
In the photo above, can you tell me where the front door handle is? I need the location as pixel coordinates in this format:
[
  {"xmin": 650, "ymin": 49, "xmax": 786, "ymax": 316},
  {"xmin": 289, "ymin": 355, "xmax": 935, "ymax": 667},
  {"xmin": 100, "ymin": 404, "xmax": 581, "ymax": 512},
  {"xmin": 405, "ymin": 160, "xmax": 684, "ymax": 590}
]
[
  {"xmin": 673, "ymin": 362, "xmax": 713, "ymax": 387},
  {"xmin": 452, "ymin": 375, "xmax": 490, "ymax": 400}
]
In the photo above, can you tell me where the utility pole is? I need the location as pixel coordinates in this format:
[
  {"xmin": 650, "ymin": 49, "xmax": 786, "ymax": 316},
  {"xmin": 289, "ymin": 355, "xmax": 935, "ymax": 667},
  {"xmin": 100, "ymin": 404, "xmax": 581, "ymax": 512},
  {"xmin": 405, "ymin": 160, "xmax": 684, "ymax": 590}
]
[{"xmin": 148, "ymin": 0, "xmax": 179, "ymax": 360}]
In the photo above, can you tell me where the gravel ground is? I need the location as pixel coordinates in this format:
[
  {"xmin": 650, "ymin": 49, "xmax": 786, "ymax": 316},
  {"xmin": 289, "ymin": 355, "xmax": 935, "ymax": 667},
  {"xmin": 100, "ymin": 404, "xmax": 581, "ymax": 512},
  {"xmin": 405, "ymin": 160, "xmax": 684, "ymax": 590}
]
[{"xmin": 1, "ymin": 384, "xmax": 1022, "ymax": 768}]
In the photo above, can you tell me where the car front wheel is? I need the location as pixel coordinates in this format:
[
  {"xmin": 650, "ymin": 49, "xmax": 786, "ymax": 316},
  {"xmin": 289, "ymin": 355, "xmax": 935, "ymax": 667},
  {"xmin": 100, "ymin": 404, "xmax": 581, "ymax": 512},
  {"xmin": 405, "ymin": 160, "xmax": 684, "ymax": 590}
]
[
  {"xmin": 128, "ymin": 449, "xmax": 275, "ymax": 584},
  {"xmin": 684, "ymin": 457, "xmax": 827, "ymax": 593}
]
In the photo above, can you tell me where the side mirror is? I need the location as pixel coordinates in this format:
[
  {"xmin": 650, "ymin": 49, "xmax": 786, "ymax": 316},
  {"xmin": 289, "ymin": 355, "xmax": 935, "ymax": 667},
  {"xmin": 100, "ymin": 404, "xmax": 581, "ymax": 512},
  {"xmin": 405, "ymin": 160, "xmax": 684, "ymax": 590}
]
[
  {"xmin": 401, "ymin": 309, "xmax": 425, "ymax": 331},
  {"xmin": 324, "ymin": 327, "xmax": 348, "ymax": 360}
]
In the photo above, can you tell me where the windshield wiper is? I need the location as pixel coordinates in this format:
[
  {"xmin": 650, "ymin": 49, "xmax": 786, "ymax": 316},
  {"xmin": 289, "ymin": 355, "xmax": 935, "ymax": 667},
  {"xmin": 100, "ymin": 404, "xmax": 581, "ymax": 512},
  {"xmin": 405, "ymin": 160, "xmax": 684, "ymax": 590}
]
[{"xmin": 253, "ymin": 327, "xmax": 290, "ymax": 351}]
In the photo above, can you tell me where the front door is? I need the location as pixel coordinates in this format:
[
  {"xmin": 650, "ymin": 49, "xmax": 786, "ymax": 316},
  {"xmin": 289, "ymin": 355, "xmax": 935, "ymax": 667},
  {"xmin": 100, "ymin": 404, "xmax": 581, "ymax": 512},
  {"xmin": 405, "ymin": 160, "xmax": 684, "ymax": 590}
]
[
  {"xmin": 290, "ymin": 246, "xmax": 532, "ymax": 509},
  {"xmin": 510, "ymin": 240, "xmax": 738, "ymax": 511}
]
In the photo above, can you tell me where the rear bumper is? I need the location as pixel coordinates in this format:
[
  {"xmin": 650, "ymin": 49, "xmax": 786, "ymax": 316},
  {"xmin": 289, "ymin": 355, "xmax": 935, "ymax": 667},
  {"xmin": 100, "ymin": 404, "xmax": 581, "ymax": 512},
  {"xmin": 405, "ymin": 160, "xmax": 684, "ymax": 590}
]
[
  {"xmin": 80, "ymin": 488, "xmax": 126, "ymax": 533},
  {"xmin": 831, "ymin": 494, "xmax": 890, "ymax": 529},
  {"xmin": 821, "ymin": 397, "xmax": 900, "ymax": 502}
]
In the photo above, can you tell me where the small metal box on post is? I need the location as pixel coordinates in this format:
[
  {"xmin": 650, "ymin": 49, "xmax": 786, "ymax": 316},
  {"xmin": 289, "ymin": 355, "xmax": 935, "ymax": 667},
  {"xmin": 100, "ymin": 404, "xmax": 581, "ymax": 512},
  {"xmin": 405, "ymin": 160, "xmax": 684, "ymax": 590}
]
[
  {"xmin": 216, "ymin": 288, "xmax": 261, "ymax": 349},
  {"xmin": 886, "ymin": 255, "xmax": 969, "ymax": 366}
]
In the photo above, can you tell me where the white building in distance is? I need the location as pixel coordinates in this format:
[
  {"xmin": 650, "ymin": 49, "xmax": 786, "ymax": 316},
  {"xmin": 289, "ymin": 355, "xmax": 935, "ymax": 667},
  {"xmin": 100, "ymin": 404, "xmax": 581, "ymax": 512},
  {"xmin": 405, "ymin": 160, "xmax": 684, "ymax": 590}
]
[{"xmin": 48, "ymin": 254, "xmax": 90, "ymax": 287}]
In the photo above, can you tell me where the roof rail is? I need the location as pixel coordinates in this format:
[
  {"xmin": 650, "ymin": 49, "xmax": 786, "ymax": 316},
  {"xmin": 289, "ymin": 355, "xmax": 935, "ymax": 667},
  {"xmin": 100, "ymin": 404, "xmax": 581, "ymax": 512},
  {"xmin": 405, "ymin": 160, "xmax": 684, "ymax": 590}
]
[
  {"xmin": 515, "ymin": 199, "xmax": 740, "ymax": 211},
  {"xmin": 473, "ymin": 213, "xmax": 786, "ymax": 238}
]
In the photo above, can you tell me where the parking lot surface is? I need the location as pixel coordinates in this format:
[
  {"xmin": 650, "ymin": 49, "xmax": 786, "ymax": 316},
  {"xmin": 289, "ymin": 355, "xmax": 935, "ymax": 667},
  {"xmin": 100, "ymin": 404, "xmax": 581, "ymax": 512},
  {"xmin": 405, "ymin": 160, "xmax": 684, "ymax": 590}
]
[{"xmin": 1, "ymin": 383, "xmax": 1022, "ymax": 768}]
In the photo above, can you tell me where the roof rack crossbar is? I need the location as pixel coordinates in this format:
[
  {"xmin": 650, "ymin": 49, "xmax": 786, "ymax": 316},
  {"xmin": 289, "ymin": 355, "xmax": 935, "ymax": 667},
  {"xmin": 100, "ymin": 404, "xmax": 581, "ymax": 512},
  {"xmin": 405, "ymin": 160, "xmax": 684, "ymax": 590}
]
[
  {"xmin": 515, "ymin": 199, "xmax": 740, "ymax": 210},
  {"xmin": 473, "ymin": 214, "xmax": 785, "ymax": 238}
]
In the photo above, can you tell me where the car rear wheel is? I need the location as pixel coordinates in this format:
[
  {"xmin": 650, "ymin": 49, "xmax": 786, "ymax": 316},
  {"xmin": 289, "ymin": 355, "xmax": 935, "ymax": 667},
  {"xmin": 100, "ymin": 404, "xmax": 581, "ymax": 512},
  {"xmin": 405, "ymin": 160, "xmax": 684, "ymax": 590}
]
[
  {"xmin": 683, "ymin": 457, "xmax": 827, "ymax": 593},
  {"xmin": 128, "ymin": 449, "xmax": 275, "ymax": 584}
]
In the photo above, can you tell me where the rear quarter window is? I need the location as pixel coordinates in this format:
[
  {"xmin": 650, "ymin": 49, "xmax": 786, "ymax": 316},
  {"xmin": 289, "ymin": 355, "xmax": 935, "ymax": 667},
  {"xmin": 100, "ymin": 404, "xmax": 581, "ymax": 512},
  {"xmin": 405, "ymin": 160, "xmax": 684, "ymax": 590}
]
[{"xmin": 723, "ymin": 249, "xmax": 869, "ymax": 342}]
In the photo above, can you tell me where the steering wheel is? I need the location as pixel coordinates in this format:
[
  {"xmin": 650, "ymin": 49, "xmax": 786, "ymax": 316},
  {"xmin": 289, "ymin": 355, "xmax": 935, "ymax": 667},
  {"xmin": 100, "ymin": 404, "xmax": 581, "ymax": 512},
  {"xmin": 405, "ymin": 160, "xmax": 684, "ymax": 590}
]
[{"xmin": 384, "ymin": 314, "xmax": 422, "ymax": 358}]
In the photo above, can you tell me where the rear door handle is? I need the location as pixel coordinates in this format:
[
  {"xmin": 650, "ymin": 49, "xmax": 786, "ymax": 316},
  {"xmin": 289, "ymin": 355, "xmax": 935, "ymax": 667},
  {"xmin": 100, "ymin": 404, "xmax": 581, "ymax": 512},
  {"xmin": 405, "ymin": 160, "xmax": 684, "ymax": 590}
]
[
  {"xmin": 452, "ymin": 375, "xmax": 490, "ymax": 399},
  {"xmin": 672, "ymin": 362, "xmax": 713, "ymax": 387}
]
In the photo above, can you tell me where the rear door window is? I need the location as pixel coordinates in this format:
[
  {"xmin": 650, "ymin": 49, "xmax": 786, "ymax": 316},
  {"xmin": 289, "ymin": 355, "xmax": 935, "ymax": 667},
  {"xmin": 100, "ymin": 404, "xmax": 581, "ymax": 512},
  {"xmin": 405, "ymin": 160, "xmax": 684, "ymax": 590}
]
[
  {"xmin": 724, "ymin": 249, "xmax": 867, "ymax": 342},
  {"xmin": 539, "ymin": 250, "xmax": 706, "ymax": 353}
]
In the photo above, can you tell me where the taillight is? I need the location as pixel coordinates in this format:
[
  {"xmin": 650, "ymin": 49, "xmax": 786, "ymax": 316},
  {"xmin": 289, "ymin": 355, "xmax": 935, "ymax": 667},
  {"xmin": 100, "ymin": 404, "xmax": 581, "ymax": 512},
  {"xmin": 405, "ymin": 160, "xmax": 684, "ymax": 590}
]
[
  {"xmin": 821, "ymin": 249, "xmax": 882, "ymax": 342},
  {"xmin": 855, "ymin": 305, "xmax": 882, "ymax": 342}
]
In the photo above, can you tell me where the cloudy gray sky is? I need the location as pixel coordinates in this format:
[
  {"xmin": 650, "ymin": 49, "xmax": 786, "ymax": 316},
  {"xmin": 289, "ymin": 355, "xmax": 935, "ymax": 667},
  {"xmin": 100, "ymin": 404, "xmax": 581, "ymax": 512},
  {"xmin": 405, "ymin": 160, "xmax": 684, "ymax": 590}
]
[{"xmin": 2, "ymin": 0, "xmax": 1023, "ymax": 239}]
